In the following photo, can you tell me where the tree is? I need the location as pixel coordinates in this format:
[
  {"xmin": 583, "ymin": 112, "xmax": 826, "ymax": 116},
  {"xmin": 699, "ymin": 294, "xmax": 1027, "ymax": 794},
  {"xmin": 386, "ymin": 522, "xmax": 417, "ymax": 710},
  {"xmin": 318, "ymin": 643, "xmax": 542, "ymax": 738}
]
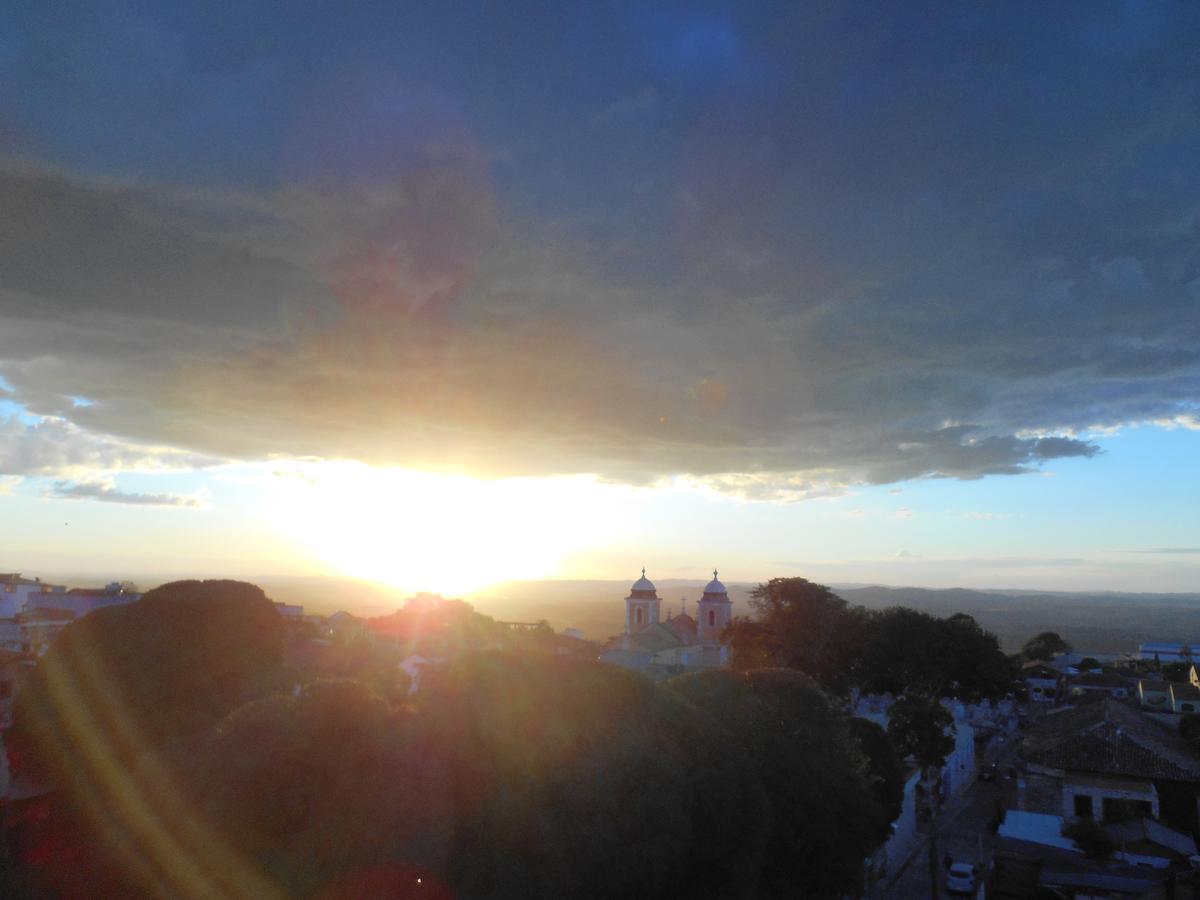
[
  {"xmin": 421, "ymin": 652, "xmax": 768, "ymax": 900},
  {"xmin": 730, "ymin": 578, "xmax": 866, "ymax": 688},
  {"xmin": 1021, "ymin": 631, "xmax": 1071, "ymax": 662},
  {"xmin": 887, "ymin": 695, "xmax": 955, "ymax": 899},
  {"xmin": 189, "ymin": 680, "xmax": 455, "ymax": 898},
  {"xmin": 7, "ymin": 580, "xmax": 289, "ymax": 896},
  {"xmin": 858, "ymin": 608, "xmax": 1011, "ymax": 700},
  {"xmin": 1078, "ymin": 657, "xmax": 1100, "ymax": 672},
  {"xmin": 848, "ymin": 717, "xmax": 906, "ymax": 841},
  {"xmin": 670, "ymin": 668, "xmax": 888, "ymax": 899}
]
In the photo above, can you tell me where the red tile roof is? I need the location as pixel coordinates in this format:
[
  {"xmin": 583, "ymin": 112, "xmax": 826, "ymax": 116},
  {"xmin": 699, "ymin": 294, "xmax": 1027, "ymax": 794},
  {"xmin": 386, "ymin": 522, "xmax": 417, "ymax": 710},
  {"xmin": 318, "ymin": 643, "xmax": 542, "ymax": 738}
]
[{"xmin": 1023, "ymin": 698, "xmax": 1200, "ymax": 782}]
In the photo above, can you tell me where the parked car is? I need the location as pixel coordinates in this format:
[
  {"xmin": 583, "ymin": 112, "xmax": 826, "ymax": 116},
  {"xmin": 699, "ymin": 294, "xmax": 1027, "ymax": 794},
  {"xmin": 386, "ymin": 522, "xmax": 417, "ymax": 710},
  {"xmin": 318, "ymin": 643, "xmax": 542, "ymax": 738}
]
[{"xmin": 945, "ymin": 861, "xmax": 976, "ymax": 896}]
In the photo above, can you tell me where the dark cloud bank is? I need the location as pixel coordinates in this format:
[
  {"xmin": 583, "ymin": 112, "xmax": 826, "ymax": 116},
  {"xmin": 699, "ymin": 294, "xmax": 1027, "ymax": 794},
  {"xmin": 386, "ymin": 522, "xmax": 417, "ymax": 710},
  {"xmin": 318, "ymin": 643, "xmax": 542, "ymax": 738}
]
[{"xmin": 1, "ymin": 4, "xmax": 1198, "ymax": 498}]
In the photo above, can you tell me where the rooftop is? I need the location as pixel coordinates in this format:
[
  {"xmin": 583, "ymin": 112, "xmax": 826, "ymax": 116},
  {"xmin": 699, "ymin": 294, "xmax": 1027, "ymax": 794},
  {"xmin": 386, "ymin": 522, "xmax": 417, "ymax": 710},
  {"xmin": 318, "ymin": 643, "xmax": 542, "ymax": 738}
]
[{"xmin": 1022, "ymin": 696, "xmax": 1200, "ymax": 782}]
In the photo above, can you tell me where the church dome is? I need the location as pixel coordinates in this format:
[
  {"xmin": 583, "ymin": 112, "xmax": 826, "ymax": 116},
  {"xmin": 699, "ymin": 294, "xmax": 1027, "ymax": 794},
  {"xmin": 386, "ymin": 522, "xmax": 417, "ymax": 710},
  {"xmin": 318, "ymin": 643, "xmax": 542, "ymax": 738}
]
[
  {"xmin": 629, "ymin": 568, "xmax": 658, "ymax": 598},
  {"xmin": 700, "ymin": 570, "xmax": 729, "ymax": 601}
]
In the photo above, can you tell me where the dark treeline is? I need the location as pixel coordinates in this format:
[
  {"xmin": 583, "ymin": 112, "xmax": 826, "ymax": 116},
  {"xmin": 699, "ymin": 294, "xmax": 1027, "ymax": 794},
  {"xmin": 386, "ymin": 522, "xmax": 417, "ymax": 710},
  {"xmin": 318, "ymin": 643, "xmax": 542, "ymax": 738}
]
[
  {"xmin": 726, "ymin": 578, "xmax": 1014, "ymax": 700},
  {"xmin": 2, "ymin": 577, "xmax": 1011, "ymax": 899}
]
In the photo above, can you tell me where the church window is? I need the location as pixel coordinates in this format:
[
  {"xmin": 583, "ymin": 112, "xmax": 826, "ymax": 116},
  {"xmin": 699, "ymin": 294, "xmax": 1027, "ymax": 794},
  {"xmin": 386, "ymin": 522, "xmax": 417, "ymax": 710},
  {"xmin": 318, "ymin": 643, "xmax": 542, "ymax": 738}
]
[
  {"xmin": 635, "ymin": 607, "xmax": 644, "ymax": 625},
  {"xmin": 708, "ymin": 610, "xmax": 715, "ymax": 627}
]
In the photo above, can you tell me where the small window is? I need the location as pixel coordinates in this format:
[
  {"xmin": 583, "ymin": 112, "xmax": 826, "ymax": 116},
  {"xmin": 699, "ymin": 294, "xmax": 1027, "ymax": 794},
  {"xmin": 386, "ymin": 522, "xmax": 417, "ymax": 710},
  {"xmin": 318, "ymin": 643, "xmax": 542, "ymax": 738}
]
[
  {"xmin": 635, "ymin": 607, "xmax": 644, "ymax": 625},
  {"xmin": 708, "ymin": 610, "xmax": 715, "ymax": 627},
  {"xmin": 1074, "ymin": 794, "xmax": 1094, "ymax": 818}
]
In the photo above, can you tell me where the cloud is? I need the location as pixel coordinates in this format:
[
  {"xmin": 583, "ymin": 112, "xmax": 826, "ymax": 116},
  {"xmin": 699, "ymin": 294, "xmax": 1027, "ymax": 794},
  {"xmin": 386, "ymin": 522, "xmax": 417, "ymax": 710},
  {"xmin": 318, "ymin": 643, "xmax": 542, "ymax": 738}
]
[
  {"xmin": 45, "ymin": 477, "xmax": 206, "ymax": 508},
  {"xmin": 1, "ymin": 5, "xmax": 1199, "ymax": 499},
  {"xmin": 1123, "ymin": 548, "xmax": 1200, "ymax": 555},
  {"xmin": 0, "ymin": 414, "xmax": 217, "ymax": 478}
]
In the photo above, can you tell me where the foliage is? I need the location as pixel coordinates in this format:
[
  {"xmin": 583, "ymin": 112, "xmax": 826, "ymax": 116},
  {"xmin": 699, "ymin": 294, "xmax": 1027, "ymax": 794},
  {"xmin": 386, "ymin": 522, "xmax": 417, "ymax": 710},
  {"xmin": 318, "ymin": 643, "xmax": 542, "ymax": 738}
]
[
  {"xmin": 859, "ymin": 608, "xmax": 1011, "ymax": 700},
  {"xmin": 11, "ymin": 579, "xmax": 287, "ymax": 779},
  {"xmin": 6, "ymin": 580, "xmax": 290, "ymax": 896},
  {"xmin": 669, "ymin": 668, "xmax": 887, "ymax": 899},
  {"xmin": 848, "ymin": 717, "xmax": 906, "ymax": 839},
  {"xmin": 886, "ymin": 695, "xmax": 955, "ymax": 771},
  {"xmin": 1077, "ymin": 657, "xmax": 1100, "ymax": 671},
  {"xmin": 1162, "ymin": 662, "xmax": 1192, "ymax": 682},
  {"xmin": 729, "ymin": 577, "xmax": 1011, "ymax": 699},
  {"xmin": 423, "ymin": 652, "xmax": 769, "ymax": 900},
  {"xmin": 1021, "ymin": 631, "xmax": 1071, "ymax": 662},
  {"xmin": 189, "ymin": 680, "xmax": 454, "ymax": 898},
  {"xmin": 734, "ymin": 578, "xmax": 866, "ymax": 687}
]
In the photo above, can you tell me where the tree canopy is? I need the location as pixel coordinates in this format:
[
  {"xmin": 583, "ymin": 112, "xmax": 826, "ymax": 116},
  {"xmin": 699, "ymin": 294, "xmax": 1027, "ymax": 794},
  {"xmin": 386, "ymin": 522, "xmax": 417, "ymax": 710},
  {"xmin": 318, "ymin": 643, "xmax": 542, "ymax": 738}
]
[
  {"xmin": 6, "ymin": 583, "xmax": 906, "ymax": 900},
  {"xmin": 668, "ymin": 668, "xmax": 887, "ymax": 899},
  {"xmin": 1021, "ymin": 631, "xmax": 1071, "ymax": 662},
  {"xmin": 726, "ymin": 578, "xmax": 1012, "ymax": 700}
]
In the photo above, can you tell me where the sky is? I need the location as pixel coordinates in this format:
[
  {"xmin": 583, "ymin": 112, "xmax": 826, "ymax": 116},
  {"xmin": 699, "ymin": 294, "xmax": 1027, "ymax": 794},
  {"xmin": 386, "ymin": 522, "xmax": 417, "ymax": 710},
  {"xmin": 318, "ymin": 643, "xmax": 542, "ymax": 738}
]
[{"xmin": 2, "ymin": 1, "xmax": 1199, "ymax": 595}]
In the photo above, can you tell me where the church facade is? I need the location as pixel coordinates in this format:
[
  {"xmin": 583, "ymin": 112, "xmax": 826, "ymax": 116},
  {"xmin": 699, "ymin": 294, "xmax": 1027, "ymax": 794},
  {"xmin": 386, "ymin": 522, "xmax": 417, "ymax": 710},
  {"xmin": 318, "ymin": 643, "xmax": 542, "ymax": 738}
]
[{"xmin": 600, "ymin": 569, "xmax": 732, "ymax": 678}]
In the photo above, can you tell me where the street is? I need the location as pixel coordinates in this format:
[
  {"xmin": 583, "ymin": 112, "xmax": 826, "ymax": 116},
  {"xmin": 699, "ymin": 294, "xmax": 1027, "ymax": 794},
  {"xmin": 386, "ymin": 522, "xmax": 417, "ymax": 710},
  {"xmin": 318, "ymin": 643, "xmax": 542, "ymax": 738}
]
[{"xmin": 884, "ymin": 734, "xmax": 1021, "ymax": 898}]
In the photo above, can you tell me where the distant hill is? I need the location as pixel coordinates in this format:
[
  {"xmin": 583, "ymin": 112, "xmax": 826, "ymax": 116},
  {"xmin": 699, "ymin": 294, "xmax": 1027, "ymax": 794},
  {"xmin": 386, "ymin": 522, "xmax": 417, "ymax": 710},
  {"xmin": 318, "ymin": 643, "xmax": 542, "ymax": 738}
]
[
  {"xmin": 467, "ymin": 581, "xmax": 1200, "ymax": 654},
  {"xmin": 835, "ymin": 585, "xmax": 1200, "ymax": 653},
  {"xmin": 42, "ymin": 571, "xmax": 1199, "ymax": 655}
]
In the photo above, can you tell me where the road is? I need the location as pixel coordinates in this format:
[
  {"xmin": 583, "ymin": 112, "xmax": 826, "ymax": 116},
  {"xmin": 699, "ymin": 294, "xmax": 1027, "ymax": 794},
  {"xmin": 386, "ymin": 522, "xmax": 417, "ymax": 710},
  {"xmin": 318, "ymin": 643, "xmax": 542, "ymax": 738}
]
[{"xmin": 883, "ymin": 735, "xmax": 1021, "ymax": 899}]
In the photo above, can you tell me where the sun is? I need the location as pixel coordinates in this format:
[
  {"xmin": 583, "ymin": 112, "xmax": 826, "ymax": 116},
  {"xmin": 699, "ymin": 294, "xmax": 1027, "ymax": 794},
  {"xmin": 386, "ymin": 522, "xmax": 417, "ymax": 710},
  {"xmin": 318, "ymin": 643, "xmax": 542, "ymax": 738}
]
[{"xmin": 269, "ymin": 462, "xmax": 616, "ymax": 596}]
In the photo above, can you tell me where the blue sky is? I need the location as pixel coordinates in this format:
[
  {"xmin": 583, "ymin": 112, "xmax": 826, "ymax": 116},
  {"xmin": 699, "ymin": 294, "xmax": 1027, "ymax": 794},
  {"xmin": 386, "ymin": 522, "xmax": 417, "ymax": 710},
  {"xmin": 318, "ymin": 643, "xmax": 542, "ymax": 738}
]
[{"xmin": 2, "ymin": 2, "xmax": 1199, "ymax": 592}]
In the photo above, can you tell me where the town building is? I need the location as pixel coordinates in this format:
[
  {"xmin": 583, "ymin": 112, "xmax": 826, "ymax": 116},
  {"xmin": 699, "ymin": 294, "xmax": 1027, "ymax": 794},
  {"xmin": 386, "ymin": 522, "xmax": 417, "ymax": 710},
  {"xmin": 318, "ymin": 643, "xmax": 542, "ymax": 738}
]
[
  {"xmin": 1018, "ymin": 697, "xmax": 1200, "ymax": 833},
  {"xmin": 1066, "ymin": 671, "xmax": 1132, "ymax": 700},
  {"xmin": 0, "ymin": 574, "xmax": 67, "ymax": 618},
  {"xmin": 600, "ymin": 569, "xmax": 731, "ymax": 678},
  {"xmin": 1021, "ymin": 661, "xmax": 1062, "ymax": 703}
]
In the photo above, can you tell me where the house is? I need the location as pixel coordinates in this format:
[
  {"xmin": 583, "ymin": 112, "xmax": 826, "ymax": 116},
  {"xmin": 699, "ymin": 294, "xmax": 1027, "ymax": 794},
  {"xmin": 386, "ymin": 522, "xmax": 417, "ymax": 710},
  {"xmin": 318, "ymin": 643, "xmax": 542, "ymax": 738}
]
[
  {"xmin": 990, "ymin": 819, "xmax": 1174, "ymax": 898},
  {"xmin": 600, "ymin": 570, "xmax": 731, "ymax": 678},
  {"xmin": 1066, "ymin": 671, "xmax": 1131, "ymax": 700},
  {"xmin": 0, "ymin": 574, "xmax": 67, "ymax": 619},
  {"xmin": 1019, "ymin": 697, "xmax": 1200, "ymax": 832},
  {"xmin": 1169, "ymin": 680, "xmax": 1200, "ymax": 714},
  {"xmin": 273, "ymin": 601, "xmax": 304, "ymax": 619},
  {"xmin": 1021, "ymin": 661, "xmax": 1062, "ymax": 702},
  {"xmin": 1137, "ymin": 678, "xmax": 1173, "ymax": 711},
  {"xmin": 52, "ymin": 583, "xmax": 140, "ymax": 617},
  {"xmin": 1135, "ymin": 676, "xmax": 1200, "ymax": 714},
  {"xmin": 1104, "ymin": 816, "xmax": 1198, "ymax": 869}
]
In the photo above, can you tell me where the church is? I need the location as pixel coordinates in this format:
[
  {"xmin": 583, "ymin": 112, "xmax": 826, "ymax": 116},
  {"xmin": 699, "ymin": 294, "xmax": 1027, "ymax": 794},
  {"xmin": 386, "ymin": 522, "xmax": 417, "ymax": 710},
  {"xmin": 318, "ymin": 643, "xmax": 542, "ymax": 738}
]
[{"xmin": 599, "ymin": 569, "xmax": 732, "ymax": 678}]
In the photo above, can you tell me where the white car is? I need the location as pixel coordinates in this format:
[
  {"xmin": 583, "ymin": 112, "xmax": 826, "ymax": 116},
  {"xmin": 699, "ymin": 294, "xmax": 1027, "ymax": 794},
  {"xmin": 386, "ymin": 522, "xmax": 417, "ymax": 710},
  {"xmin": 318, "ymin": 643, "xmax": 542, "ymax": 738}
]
[{"xmin": 945, "ymin": 861, "xmax": 976, "ymax": 896}]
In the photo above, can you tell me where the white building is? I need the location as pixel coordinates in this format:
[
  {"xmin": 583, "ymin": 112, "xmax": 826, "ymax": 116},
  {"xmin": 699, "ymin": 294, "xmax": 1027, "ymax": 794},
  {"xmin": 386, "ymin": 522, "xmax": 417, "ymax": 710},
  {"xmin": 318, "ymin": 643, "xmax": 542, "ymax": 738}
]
[{"xmin": 0, "ymin": 574, "xmax": 67, "ymax": 618}]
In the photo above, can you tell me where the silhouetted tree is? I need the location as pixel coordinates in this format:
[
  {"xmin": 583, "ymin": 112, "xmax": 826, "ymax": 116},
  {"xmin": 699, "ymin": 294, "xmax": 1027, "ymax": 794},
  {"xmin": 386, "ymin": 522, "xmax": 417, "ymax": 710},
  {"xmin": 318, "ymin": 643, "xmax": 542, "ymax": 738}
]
[
  {"xmin": 1021, "ymin": 631, "xmax": 1071, "ymax": 662},
  {"xmin": 670, "ymin": 668, "xmax": 886, "ymax": 899},
  {"xmin": 421, "ymin": 653, "xmax": 768, "ymax": 899},
  {"xmin": 848, "ymin": 717, "xmax": 906, "ymax": 840},
  {"xmin": 189, "ymin": 680, "xmax": 454, "ymax": 898},
  {"xmin": 858, "ymin": 608, "xmax": 1011, "ymax": 700},
  {"xmin": 7, "ymin": 580, "xmax": 289, "ymax": 895},
  {"xmin": 728, "ymin": 578, "xmax": 867, "ymax": 688}
]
